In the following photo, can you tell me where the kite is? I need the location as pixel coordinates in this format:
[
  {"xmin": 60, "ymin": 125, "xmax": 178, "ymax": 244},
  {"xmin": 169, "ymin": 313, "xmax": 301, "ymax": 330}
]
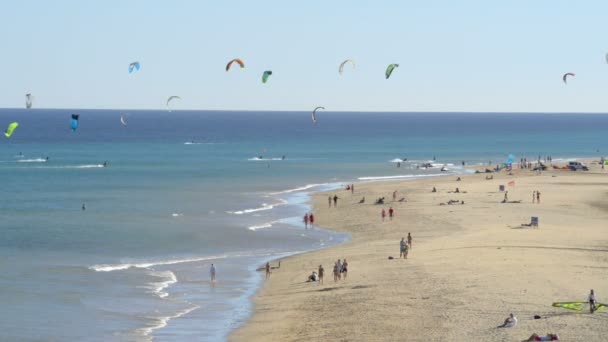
[
  {"xmin": 25, "ymin": 93, "xmax": 33, "ymax": 109},
  {"xmin": 226, "ymin": 58, "xmax": 245, "ymax": 71},
  {"xmin": 339, "ymin": 59, "xmax": 355, "ymax": 75},
  {"xmin": 71, "ymin": 114, "xmax": 79, "ymax": 132},
  {"xmin": 129, "ymin": 62, "xmax": 140, "ymax": 74},
  {"xmin": 385, "ymin": 64, "xmax": 399, "ymax": 79},
  {"xmin": 262, "ymin": 70, "xmax": 273, "ymax": 83},
  {"xmin": 552, "ymin": 302, "xmax": 606, "ymax": 312},
  {"xmin": 312, "ymin": 106, "xmax": 324, "ymax": 124},
  {"xmin": 166, "ymin": 96, "xmax": 181, "ymax": 111},
  {"xmin": 562, "ymin": 73, "xmax": 575, "ymax": 84},
  {"xmin": 120, "ymin": 114, "xmax": 128, "ymax": 126},
  {"xmin": 4, "ymin": 122, "xmax": 18, "ymax": 138}
]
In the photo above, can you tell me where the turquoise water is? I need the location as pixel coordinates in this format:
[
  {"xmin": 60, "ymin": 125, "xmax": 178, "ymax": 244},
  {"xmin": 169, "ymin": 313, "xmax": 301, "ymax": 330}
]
[{"xmin": 1, "ymin": 110, "xmax": 606, "ymax": 341}]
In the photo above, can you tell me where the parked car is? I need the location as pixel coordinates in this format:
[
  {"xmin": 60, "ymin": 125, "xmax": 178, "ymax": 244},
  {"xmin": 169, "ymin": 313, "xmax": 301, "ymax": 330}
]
[{"xmin": 568, "ymin": 161, "xmax": 589, "ymax": 171}]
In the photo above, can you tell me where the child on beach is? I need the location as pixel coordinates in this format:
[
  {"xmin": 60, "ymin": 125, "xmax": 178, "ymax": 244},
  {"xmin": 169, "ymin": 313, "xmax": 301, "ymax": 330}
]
[
  {"xmin": 381, "ymin": 209, "xmax": 386, "ymax": 221},
  {"xmin": 407, "ymin": 233, "xmax": 412, "ymax": 249},
  {"xmin": 389, "ymin": 207, "xmax": 394, "ymax": 220}
]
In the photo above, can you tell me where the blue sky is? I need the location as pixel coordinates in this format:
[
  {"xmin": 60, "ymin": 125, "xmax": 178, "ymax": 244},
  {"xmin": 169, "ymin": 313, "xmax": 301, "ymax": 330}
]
[{"xmin": 1, "ymin": 0, "xmax": 607, "ymax": 112}]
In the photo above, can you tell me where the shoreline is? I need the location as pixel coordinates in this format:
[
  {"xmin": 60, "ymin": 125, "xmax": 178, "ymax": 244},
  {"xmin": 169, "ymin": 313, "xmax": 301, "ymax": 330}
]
[{"xmin": 230, "ymin": 160, "xmax": 608, "ymax": 341}]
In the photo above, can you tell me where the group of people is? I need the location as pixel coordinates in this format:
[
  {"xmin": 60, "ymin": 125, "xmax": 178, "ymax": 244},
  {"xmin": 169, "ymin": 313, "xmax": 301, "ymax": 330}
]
[
  {"xmin": 310, "ymin": 259, "xmax": 348, "ymax": 284},
  {"xmin": 399, "ymin": 234, "xmax": 413, "ymax": 259},
  {"xmin": 381, "ymin": 207, "xmax": 395, "ymax": 221},
  {"xmin": 328, "ymin": 195, "xmax": 339, "ymax": 207},
  {"xmin": 303, "ymin": 212, "xmax": 315, "ymax": 228}
]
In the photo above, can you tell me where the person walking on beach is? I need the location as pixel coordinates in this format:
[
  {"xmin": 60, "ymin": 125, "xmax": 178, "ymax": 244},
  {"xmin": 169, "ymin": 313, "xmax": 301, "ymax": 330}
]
[
  {"xmin": 210, "ymin": 264, "xmax": 216, "ymax": 283},
  {"xmin": 309, "ymin": 213, "xmax": 314, "ymax": 228},
  {"xmin": 333, "ymin": 195, "xmax": 338, "ymax": 207},
  {"xmin": 407, "ymin": 233, "xmax": 413, "ymax": 250},
  {"xmin": 389, "ymin": 207, "xmax": 394, "ymax": 220},
  {"xmin": 333, "ymin": 261, "xmax": 340, "ymax": 282},
  {"xmin": 342, "ymin": 259, "xmax": 348, "ymax": 280},
  {"xmin": 392, "ymin": 190, "xmax": 397, "ymax": 201},
  {"xmin": 303, "ymin": 214, "xmax": 309, "ymax": 228},
  {"xmin": 532, "ymin": 191, "xmax": 536, "ymax": 203},
  {"xmin": 503, "ymin": 191, "xmax": 508, "ymax": 203},
  {"xmin": 589, "ymin": 289, "xmax": 597, "ymax": 313},
  {"xmin": 400, "ymin": 238, "xmax": 407, "ymax": 258},
  {"xmin": 536, "ymin": 190, "xmax": 541, "ymax": 204},
  {"xmin": 381, "ymin": 209, "xmax": 386, "ymax": 221},
  {"xmin": 402, "ymin": 239, "xmax": 409, "ymax": 259},
  {"xmin": 265, "ymin": 262, "xmax": 271, "ymax": 279},
  {"xmin": 351, "ymin": 184, "xmax": 354, "ymax": 194},
  {"xmin": 318, "ymin": 264, "xmax": 324, "ymax": 284}
]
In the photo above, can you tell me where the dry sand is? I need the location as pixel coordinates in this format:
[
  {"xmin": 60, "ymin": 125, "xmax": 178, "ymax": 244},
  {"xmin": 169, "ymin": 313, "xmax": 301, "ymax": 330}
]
[{"xmin": 231, "ymin": 162, "xmax": 608, "ymax": 341}]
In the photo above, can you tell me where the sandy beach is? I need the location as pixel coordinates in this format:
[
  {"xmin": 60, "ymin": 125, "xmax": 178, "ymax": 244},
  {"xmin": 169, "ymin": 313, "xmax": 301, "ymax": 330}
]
[{"xmin": 231, "ymin": 161, "xmax": 608, "ymax": 341}]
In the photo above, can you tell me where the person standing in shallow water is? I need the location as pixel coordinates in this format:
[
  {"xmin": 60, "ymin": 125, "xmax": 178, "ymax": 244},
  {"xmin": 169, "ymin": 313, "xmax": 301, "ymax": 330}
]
[
  {"xmin": 303, "ymin": 214, "xmax": 309, "ymax": 228},
  {"xmin": 210, "ymin": 264, "xmax": 216, "ymax": 283},
  {"xmin": 309, "ymin": 213, "xmax": 314, "ymax": 228},
  {"xmin": 265, "ymin": 262, "xmax": 271, "ymax": 280}
]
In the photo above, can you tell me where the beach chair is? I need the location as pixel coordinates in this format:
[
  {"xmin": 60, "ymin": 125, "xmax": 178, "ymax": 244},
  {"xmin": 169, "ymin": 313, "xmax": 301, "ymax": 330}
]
[{"xmin": 531, "ymin": 216, "xmax": 539, "ymax": 228}]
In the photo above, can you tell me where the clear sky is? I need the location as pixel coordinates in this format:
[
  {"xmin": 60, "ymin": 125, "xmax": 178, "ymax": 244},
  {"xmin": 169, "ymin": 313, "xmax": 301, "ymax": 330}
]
[{"xmin": 1, "ymin": 0, "xmax": 607, "ymax": 112}]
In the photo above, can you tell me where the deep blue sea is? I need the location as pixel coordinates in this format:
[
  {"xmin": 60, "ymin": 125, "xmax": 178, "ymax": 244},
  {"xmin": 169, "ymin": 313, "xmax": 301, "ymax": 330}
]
[{"xmin": 1, "ymin": 109, "xmax": 607, "ymax": 341}]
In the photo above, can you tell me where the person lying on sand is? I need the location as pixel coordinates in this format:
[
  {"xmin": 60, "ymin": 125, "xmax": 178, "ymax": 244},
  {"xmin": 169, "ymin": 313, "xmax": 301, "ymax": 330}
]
[
  {"xmin": 498, "ymin": 313, "xmax": 517, "ymax": 328},
  {"xmin": 524, "ymin": 333, "xmax": 559, "ymax": 341}
]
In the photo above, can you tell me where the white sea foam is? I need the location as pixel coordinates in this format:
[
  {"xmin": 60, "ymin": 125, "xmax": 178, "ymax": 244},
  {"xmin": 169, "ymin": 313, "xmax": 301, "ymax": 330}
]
[
  {"xmin": 248, "ymin": 157, "xmax": 284, "ymax": 161},
  {"xmin": 136, "ymin": 304, "xmax": 200, "ymax": 339},
  {"xmin": 33, "ymin": 164, "xmax": 105, "ymax": 169},
  {"xmin": 147, "ymin": 270, "xmax": 178, "ymax": 298},
  {"xmin": 269, "ymin": 183, "xmax": 328, "ymax": 195},
  {"xmin": 248, "ymin": 220, "xmax": 281, "ymax": 231},
  {"xmin": 358, "ymin": 173, "xmax": 445, "ymax": 181},
  {"xmin": 89, "ymin": 255, "xmax": 228, "ymax": 272},
  {"xmin": 389, "ymin": 158, "xmax": 405, "ymax": 163},
  {"xmin": 227, "ymin": 199, "xmax": 287, "ymax": 215},
  {"xmin": 171, "ymin": 213, "xmax": 183, "ymax": 217},
  {"xmin": 16, "ymin": 158, "xmax": 47, "ymax": 163}
]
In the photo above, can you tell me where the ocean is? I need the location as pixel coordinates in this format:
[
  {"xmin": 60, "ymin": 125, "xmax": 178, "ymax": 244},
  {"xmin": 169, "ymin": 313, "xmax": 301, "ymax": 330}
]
[{"xmin": 1, "ymin": 110, "xmax": 607, "ymax": 341}]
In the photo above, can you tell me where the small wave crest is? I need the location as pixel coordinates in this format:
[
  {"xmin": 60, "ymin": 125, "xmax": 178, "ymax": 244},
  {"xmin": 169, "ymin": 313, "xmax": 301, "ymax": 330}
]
[
  {"xmin": 269, "ymin": 183, "xmax": 328, "ymax": 195},
  {"xmin": 89, "ymin": 255, "xmax": 228, "ymax": 272},
  {"xmin": 17, "ymin": 158, "xmax": 47, "ymax": 163},
  {"xmin": 147, "ymin": 270, "xmax": 178, "ymax": 299},
  {"xmin": 248, "ymin": 157, "xmax": 284, "ymax": 161},
  {"xmin": 358, "ymin": 173, "xmax": 445, "ymax": 181},
  {"xmin": 227, "ymin": 199, "xmax": 287, "ymax": 215},
  {"xmin": 136, "ymin": 304, "xmax": 200, "ymax": 338}
]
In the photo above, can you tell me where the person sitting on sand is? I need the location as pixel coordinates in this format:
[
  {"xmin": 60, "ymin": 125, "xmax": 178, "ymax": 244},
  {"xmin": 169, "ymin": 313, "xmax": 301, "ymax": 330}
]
[
  {"xmin": 498, "ymin": 313, "xmax": 517, "ymax": 328},
  {"xmin": 455, "ymin": 187, "xmax": 460, "ymax": 193},
  {"xmin": 456, "ymin": 177, "xmax": 461, "ymax": 181},
  {"xmin": 524, "ymin": 333, "xmax": 559, "ymax": 341},
  {"xmin": 358, "ymin": 197, "xmax": 365, "ymax": 204},
  {"xmin": 432, "ymin": 187, "xmax": 437, "ymax": 193},
  {"xmin": 307, "ymin": 271, "xmax": 318, "ymax": 282}
]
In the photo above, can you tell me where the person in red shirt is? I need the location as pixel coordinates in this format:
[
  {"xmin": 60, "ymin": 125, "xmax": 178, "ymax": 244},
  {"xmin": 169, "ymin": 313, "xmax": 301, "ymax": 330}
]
[
  {"xmin": 303, "ymin": 214, "xmax": 309, "ymax": 228},
  {"xmin": 381, "ymin": 209, "xmax": 386, "ymax": 222},
  {"xmin": 309, "ymin": 213, "xmax": 315, "ymax": 228},
  {"xmin": 388, "ymin": 207, "xmax": 394, "ymax": 220}
]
